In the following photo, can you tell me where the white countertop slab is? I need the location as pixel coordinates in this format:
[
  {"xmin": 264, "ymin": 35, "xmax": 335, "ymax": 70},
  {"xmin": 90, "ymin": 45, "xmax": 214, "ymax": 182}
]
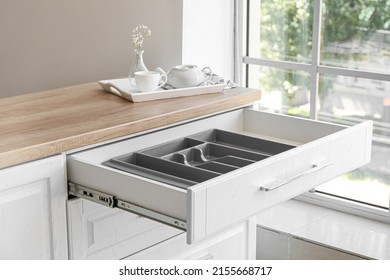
[{"xmin": 257, "ymin": 200, "xmax": 390, "ymax": 260}]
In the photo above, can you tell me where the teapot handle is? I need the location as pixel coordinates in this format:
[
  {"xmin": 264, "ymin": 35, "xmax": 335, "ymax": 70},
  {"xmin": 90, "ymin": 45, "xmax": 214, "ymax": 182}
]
[{"xmin": 201, "ymin": 67, "xmax": 212, "ymax": 81}]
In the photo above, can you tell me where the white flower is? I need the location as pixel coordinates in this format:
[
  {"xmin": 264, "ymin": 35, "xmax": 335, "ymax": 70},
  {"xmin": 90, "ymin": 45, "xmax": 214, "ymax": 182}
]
[{"xmin": 132, "ymin": 25, "xmax": 151, "ymax": 50}]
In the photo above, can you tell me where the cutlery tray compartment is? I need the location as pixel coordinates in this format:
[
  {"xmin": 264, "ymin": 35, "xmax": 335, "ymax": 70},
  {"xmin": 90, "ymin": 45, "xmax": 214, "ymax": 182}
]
[{"xmin": 103, "ymin": 129, "xmax": 295, "ymax": 189}]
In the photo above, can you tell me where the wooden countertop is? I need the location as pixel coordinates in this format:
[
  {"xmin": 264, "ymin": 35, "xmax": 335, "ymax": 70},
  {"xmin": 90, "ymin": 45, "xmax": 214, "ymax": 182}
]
[{"xmin": 0, "ymin": 82, "xmax": 260, "ymax": 169}]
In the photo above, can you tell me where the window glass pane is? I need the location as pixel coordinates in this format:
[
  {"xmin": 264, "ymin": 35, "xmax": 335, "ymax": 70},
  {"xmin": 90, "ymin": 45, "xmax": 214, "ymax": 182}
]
[
  {"xmin": 321, "ymin": 0, "xmax": 390, "ymax": 73},
  {"xmin": 249, "ymin": 0, "xmax": 313, "ymax": 63},
  {"xmin": 245, "ymin": 0, "xmax": 390, "ymax": 210},
  {"xmin": 248, "ymin": 65, "xmax": 311, "ymax": 118},
  {"xmin": 317, "ymin": 74, "xmax": 390, "ymax": 208}
]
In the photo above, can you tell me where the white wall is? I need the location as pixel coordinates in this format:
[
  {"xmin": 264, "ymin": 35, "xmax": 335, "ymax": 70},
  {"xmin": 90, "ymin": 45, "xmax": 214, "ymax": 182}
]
[
  {"xmin": 182, "ymin": 0, "xmax": 235, "ymax": 82},
  {"xmin": 0, "ymin": 0, "xmax": 183, "ymax": 98}
]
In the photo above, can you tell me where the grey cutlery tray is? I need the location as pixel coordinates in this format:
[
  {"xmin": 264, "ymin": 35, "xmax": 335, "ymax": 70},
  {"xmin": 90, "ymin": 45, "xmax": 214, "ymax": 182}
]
[{"xmin": 103, "ymin": 129, "xmax": 295, "ymax": 189}]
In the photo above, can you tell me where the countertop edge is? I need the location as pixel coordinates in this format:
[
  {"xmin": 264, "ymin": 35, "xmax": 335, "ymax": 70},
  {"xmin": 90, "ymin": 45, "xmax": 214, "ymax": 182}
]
[{"xmin": 0, "ymin": 88, "xmax": 260, "ymax": 169}]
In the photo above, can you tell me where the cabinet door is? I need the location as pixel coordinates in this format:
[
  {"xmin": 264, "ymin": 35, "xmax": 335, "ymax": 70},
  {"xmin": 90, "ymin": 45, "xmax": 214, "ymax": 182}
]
[
  {"xmin": 67, "ymin": 198, "xmax": 182, "ymax": 260},
  {"xmin": 0, "ymin": 154, "xmax": 67, "ymax": 259}
]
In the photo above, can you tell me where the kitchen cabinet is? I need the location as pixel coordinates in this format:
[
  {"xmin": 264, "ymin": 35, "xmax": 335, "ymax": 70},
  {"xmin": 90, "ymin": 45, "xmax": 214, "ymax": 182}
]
[
  {"xmin": 67, "ymin": 107, "xmax": 372, "ymax": 250},
  {"xmin": 0, "ymin": 81, "xmax": 373, "ymax": 259},
  {"xmin": 0, "ymin": 83, "xmax": 260, "ymax": 260},
  {"xmin": 0, "ymin": 154, "xmax": 67, "ymax": 259}
]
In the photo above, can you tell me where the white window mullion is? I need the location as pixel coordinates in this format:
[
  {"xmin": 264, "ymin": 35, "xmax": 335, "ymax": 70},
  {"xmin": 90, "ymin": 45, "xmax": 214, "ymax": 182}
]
[
  {"xmin": 243, "ymin": 57, "xmax": 312, "ymax": 72},
  {"xmin": 246, "ymin": 0, "xmax": 261, "ymax": 88},
  {"xmin": 309, "ymin": 0, "xmax": 323, "ymax": 120},
  {"xmin": 318, "ymin": 65, "xmax": 390, "ymax": 81}
]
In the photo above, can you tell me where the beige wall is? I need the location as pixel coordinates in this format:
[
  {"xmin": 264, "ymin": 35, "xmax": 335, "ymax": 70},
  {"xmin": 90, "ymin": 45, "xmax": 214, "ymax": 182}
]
[{"xmin": 0, "ymin": 0, "xmax": 183, "ymax": 98}]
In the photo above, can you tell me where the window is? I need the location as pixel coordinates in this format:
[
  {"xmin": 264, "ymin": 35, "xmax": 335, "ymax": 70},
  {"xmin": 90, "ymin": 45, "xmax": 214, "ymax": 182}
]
[{"xmin": 243, "ymin": 0, "xmax": 390, "ymax": 215}]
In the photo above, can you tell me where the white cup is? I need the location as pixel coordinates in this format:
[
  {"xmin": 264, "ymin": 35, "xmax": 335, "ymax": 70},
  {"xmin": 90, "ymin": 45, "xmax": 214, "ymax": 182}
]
[{"xmin": 135, "ymin": 71, "xmax": 168, "ymax": 92}]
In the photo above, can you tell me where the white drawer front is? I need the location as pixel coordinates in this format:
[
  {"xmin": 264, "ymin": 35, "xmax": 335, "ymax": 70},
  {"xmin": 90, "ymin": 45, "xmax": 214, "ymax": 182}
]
[
  {"xmin": 67, "ymin": 108, "xmax": 372, "ymax": 244},
  {"xmin": 188, "ymin": 111, "xmax": 372, "ymax": 242}
]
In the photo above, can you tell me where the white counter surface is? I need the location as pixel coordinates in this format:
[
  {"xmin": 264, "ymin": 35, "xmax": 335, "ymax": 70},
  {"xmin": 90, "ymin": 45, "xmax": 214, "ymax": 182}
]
[{"xmin": 257, "ymin": 200, "xmax": 390, "ymax": 260}]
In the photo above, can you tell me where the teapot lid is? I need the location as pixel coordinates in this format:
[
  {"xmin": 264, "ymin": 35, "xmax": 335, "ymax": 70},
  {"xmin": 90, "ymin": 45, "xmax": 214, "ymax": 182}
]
[{"xmin": 173, "ymin": 64, "xmax": 197, "ymax": 71}]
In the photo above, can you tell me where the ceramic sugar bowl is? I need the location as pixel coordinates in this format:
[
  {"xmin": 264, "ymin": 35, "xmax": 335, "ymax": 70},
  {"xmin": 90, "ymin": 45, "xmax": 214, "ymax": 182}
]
[{"xmin": 155, "ymin": 64, "xmax": 212, "ymax": 88}]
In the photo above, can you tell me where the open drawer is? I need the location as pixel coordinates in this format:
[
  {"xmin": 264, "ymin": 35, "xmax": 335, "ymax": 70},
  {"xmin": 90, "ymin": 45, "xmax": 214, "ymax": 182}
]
[{"xmin": 67, "ymin": 108, "xmax": 372, "ymax": 244}]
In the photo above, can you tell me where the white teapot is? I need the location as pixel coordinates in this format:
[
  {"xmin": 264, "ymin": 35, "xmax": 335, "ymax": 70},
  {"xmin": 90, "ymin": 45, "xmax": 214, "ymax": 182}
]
[{"xmin": 155, "ymin": 64, "xmax": 212, "ymax": 88}]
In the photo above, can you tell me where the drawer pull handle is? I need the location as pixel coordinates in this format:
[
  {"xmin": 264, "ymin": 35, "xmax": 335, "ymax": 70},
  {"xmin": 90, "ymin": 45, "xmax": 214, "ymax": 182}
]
[{"xmin": 259, "ymin": 161, "xmax": 333, "ymax": 192}]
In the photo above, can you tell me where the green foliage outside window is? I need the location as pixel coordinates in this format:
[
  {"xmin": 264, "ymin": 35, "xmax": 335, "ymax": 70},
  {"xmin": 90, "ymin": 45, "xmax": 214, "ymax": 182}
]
[{"xmin": 258, "ymin": 0, "xmax": 390, "ymax": 111}]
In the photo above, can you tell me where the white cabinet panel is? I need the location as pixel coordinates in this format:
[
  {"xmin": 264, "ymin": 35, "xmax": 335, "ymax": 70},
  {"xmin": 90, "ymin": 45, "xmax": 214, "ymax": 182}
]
[
  {"xmin": 67, "ymin": 198, "xmax": 182, "ymax": 260},
  {"xmin": 0, "ymin": 155, "xmax": 67, "ymax": 259},
  {"xmin": 67, "ymin": 108, "xmax": 372, "ymax": 244},
  {"xmin": 127, "ymin": 216, "xmax": 256, "ymax": 260}
]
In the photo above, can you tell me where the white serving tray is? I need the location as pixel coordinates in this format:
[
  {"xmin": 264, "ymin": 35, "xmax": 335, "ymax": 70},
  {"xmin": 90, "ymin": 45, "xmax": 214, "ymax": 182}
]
[{"xmin": 98, "ymin": 78, "xmax": 225, "ymax": 102}]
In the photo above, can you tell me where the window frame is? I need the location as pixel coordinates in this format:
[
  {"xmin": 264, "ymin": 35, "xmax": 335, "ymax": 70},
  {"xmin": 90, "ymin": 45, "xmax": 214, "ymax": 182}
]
[{"xmin": 240, "ymin": 0, "xmax": 390, "ymax": 222}]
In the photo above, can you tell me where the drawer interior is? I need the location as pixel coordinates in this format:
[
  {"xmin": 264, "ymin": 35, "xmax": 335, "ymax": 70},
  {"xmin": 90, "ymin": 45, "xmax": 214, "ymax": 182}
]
[{"xmin": 103, "ymin": 129, "xmax": 295, "ymax": 189}]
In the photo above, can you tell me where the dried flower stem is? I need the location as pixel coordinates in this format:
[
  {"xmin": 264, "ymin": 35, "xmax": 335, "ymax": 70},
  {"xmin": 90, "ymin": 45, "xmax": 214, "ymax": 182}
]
[{"xmin": 132, "ymin": 24, "xmax": 151, "ymax": 50}]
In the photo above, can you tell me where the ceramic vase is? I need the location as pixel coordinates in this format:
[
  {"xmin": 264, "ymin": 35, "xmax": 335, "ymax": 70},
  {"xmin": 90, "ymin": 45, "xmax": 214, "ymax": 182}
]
[{"xmin": 128, "ymin": 48, "xmax": 148, "ymax": 90}]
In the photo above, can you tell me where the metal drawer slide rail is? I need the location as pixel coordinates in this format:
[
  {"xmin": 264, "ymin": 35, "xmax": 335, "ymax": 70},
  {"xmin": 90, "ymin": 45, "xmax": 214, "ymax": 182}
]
[{"xmin": 68, "ymin": 182, "xmax": 187, "ymax": 230}]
